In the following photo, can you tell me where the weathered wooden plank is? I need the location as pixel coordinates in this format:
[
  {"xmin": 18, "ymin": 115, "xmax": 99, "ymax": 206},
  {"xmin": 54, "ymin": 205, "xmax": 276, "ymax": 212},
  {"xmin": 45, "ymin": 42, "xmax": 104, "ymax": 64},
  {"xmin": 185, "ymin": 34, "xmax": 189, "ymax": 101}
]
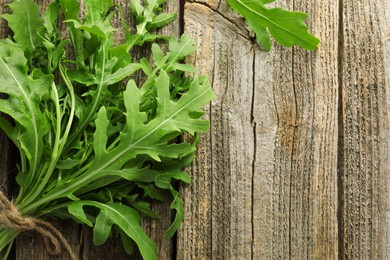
[
  {"xmin": 181, "ymin": 1, "xmax": 339, "ymax": 259},
  {"xmin": 287, "ymin": 2, "xmax": 339, "ymax": 259},
  {"xmin": 339, "ymin": 0, "xmax": 390, "ymax": 259},
  {"xmin": 381, "ymin": 0, "xmax": 390, "ymax": 257},
  {"xmin": 255, "ymin": 28, "xmax": 294, "ymax": 260},
  {"xmin": 253, "ymin": 0, "xmax": 339, "ymax": 258},
  {"xmin": 15, "ymin": 221, "xmax": 81, "ymax": 260},
  {"xmin": 0, "ymin": 134, "xmax": 10, "ymax": 195},
  {"xmin": 179, "ymin": 2, "xmax": 254, "ymax": 259}
]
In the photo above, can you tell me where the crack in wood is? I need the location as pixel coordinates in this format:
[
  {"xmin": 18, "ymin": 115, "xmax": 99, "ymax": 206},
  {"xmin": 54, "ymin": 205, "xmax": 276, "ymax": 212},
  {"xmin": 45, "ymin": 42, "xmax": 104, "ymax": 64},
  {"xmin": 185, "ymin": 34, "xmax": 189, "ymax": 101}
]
[{"xmin": 187, "ymin": 0, "xmax": 252, "ymax": 41}]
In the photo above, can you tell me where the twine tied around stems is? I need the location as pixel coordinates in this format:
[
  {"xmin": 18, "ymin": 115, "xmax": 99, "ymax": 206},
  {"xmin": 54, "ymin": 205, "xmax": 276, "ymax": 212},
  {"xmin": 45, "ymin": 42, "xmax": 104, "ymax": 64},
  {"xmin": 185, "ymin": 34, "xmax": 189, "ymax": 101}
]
[{"xmin": 0, "ymin": 191, "xmax": 77, "ymax": 260}]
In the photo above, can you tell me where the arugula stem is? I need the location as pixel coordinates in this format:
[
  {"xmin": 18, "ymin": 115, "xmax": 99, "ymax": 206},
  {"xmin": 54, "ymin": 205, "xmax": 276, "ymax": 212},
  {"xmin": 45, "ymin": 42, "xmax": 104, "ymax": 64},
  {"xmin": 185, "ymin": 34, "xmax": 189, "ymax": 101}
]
[
  {"xmin": 19, "ymin": 82, "xmax": 62, "ymax": 207},
  {"xmin": 125, "ymin": 1, "xmax": 158, "ymax": 52},
  {"xmin": 19, "ymin": 68, "xmax": 76, "ymax": 209},
  {"xmin": 16, "ymin": 152, "xmax": 28, "ymax": 201},
  {"xmin": 2, "ymin": 240, "xmax": 14, "ymax": 259},
  {"xmin": 57, "ymin": 65, "xmax": 76, "ymax": 154},
  {"xmin": 35, "ymin": 202, "xmax": 68, "ymax": 217},
  {"xmin": 0, "ymin": 228, "xmax": 19, "ymax": 255},
  {"xmin": 64, "ymin": 44, "xmax": 106, "ymax": 151},
  {"xmin": 14, "ymin": 127, "xmax": 28, "ymax": 200},
  {"xmin": 64, "ymin": 158, "xmax": 94, "ymax": 180},
  {"xmin": 126, "ymin": 34, "xmax": 142, "ymax": 53}
]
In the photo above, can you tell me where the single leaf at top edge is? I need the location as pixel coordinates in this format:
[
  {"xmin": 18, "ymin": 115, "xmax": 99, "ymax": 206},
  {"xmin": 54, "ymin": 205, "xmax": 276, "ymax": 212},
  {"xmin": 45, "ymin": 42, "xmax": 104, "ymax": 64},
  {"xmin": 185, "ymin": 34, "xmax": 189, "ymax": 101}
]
[{"xmin": 226, "ymin": 0, "xmax": 320, "ymax": 51}]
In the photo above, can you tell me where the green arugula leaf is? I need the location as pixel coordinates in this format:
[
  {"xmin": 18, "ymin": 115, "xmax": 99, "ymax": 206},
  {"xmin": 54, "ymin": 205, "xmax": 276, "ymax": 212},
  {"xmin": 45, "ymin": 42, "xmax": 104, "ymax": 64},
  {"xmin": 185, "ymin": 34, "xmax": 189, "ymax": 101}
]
[
  {"xmin": 59, "ymin": 0, "xmax": 85, "ymax": 64},
  {"xmin": 67, "ymin": 201, "xmax": 157, "ymax": 259},
  {"xmin": 42, "ymin": 2, "xmax": 61, "ymax": 36},
  {"xmin": 39, "ymin": 2, "xmax": 69, "ymax": 73},
  {"xmin": 140, "ymin": 34, "xmax": 198, "ymax": 111},
  {"xmin": 2, "ymin": 0, "xmax": 44, "ymax": 53},
  {"xmin": 226, "ymin": 0, "xmax": 320, "ymax": 51},
  {"xmin": 126, "ymin": 0, "xmax": 176, "ymax": 50},
  {"xmin": 0, "ymin": 41, "xmax": 52, "ymax": 192},
  {"xmin": 66, "ymin": 0, "xmax": 115, "ymax": 39},
  {"xmin": 64, "ymin": 45, "xmax": 141, "ymax": 152}
]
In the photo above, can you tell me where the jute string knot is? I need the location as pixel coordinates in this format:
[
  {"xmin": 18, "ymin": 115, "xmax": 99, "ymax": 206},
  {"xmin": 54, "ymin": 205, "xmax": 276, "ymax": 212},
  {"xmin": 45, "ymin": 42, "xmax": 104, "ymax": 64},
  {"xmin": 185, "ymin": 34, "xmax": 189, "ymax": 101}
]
[{"xmin": 0, "ymin": 191, "xmax": 77, "ymax": 260}]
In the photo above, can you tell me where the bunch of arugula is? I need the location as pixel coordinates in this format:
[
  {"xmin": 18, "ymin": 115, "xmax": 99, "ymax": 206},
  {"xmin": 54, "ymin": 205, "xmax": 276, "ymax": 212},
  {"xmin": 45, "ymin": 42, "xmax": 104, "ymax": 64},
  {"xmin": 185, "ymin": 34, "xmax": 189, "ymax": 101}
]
[
  {"xmin": 0, "ymin": 0, "xmax": 318, "ymax": 258},
  {"xmin": 0, "ymin": 0, "xmax": 215, "ymax": 258}
]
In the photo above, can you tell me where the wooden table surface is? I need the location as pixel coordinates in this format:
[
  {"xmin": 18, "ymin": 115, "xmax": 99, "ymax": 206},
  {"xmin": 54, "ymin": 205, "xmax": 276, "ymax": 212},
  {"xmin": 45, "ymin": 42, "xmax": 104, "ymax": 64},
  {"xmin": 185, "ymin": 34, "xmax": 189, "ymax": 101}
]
[{"xmin": 0, "ymin": 0, "xmax": 389, "ymax": 259}]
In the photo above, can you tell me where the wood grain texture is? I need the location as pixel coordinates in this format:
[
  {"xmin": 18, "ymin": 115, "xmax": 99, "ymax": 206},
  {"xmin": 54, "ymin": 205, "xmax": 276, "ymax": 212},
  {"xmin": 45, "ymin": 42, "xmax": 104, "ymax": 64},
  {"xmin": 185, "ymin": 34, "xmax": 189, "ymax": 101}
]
[
  {"xmin": 0, "ymin": 133, "xmax": 12, "ymax": 196},
  {"xmin": 381, "ymin": 0, "xmax": 390, "ymax": 257},
  {"xmin": 180, "ymin": 1, "xmax": 339, "ymax": 259},
  {"xmin": 339, "ymin": 0, "xmax": 390, "ymax": 259},
  {"xmin": 180, "ymin": 3, "xmax": 254, "ymax": 259},
  {"xmin": 288, "ymin": 1, "xmax": 339, "ymax": 258}
]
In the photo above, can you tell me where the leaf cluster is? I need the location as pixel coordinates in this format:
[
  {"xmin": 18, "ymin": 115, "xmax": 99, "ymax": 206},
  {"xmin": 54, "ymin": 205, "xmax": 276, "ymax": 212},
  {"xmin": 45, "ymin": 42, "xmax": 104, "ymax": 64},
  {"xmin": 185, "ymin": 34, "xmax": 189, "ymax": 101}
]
[{"xmin": 0, "ymin": 0, "xmax": 215, "ymax": 258}]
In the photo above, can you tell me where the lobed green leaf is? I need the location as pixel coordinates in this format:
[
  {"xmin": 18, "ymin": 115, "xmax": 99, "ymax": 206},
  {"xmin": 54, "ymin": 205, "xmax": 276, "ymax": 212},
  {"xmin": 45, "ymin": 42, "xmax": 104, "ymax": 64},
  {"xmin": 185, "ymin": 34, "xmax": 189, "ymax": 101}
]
[
  {"xmin": 226, "ymin": 0, "xmax": 320, "ymax": 51},
  {"xmin": 0, "ymin": 41, "xmax": 52, "ymax": 190},
  {"xmin": 2, "ymin": 0, "xmax": 43, "ymax": 53}
]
